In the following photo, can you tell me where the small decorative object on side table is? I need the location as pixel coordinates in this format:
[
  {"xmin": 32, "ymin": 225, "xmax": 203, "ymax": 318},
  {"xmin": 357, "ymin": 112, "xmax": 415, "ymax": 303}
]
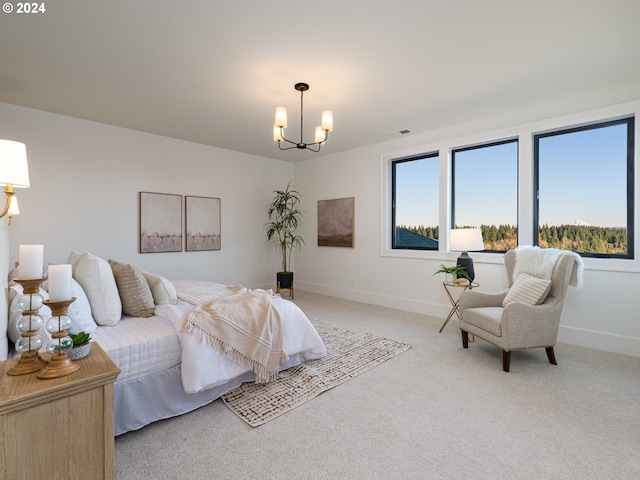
[
  {"xmin": 7, "ymin": 277, "xmax": 47, "ymax": 376},
  {"xmin": 440, "ymin": 280, "xmax": 479, "ymax": 333},
  {"xmin": 69, "ymin": 332, "xmax": 92, "ymax": 360},
  {"xmin": 37, "ymin": 297, "xmax": 78, "ymax": 379}
]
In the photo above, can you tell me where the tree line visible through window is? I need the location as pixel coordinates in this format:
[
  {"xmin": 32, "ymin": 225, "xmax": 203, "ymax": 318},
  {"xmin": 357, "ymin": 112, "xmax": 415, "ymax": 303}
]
[{"xmin": 391, "ymin": 116, "xmax": 634, "ymax": 258}]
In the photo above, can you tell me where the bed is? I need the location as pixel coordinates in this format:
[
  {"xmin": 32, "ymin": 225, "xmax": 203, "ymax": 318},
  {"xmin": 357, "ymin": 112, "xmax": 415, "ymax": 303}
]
[{"xmin": 6, "ymin": 252, "xmax": 326, "ymax": 435}]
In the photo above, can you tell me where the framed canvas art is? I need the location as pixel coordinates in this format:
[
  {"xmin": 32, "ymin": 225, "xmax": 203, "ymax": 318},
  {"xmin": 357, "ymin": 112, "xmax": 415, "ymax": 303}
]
[
  {"xmin": 318, "ymin": 197, "xmax": 355, "ymax": 247},
  {"xmin": 139, "ymin": 192, "xmax": 183, "ymax": 253},
  {"xmin": 185, "ymin": 196, "xmax": 221, "ymax": 251}
]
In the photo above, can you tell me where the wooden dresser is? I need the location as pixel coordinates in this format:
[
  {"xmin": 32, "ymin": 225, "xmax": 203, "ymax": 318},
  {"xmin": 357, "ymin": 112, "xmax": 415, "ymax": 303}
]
[{"xmin": 0, "ymin": 343, "xmax": 120, "ymax": 480}]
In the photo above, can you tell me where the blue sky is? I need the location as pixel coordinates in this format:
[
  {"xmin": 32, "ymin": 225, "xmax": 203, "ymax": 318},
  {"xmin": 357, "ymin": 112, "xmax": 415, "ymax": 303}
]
[
  {"xmin": 395, "ymin": 122, "xmax": 628, "ymax": 229},
  {"xmin": 538, "ymin": 124, "xmax": 627, "ymax": 228}
]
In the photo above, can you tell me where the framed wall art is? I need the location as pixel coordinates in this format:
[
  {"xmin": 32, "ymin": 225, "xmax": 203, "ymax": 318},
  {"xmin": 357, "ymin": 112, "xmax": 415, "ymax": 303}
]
[
  {"xmin": 139, "ymin": 192, "xmax": 183, "ymax": 253},
  {"xmin": 317, "ymin": 197, "xmax": 355, "ymax": 248},
  {"xmin": 185, "ymin": 196, "xmax": 221, "ymax": 251}
]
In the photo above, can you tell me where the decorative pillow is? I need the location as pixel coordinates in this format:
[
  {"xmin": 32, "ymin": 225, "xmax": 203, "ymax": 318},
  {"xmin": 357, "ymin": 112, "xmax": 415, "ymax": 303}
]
[
  {"xmin": 7, "ymin": 285, "xmax": 52, "ymax": 349},
  {"xmin": 109, "ymin": 260, "xmax": 155, "ymax": 317},
  {"xmin": 42, "ymin": 277, "xmax": 98, "ymax": 334},
  {"xmin": 503, "ymin": 273, "xmax": 552, "ymax": 307},
  {"xmin": 142, "ymin": 271, "xmax": 178, "ymax": 305},
  {"xmin": 68, "ymin": 252, "xmax": 122, "ymax": 326}
]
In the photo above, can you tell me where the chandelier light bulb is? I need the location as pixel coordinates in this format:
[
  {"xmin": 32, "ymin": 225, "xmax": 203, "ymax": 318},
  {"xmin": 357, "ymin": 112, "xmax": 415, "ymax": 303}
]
[
  {"xmin": 274, "ymin": 125, "xmax": 284, "ymax": 142},
  {"xmin": 321, "ymin": 110, "xmax": 333, "ymax": 132},
  {"xmin": 275, "ymin": 106, "xmax": 287, "ymax": 129}
]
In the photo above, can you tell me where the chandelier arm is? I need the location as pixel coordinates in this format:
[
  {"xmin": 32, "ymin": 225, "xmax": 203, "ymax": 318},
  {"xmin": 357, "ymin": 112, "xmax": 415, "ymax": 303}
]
[
  {"xmin": 304, "ymin": 143, "xmax": 321, "ymax": 153},
  {"xmin": 277, "ymin": 127, "xmax": 299, "ymax": 147},
  {"xmin": 277, "ymin": 141, "xmax": 301, "ymax": 151}
]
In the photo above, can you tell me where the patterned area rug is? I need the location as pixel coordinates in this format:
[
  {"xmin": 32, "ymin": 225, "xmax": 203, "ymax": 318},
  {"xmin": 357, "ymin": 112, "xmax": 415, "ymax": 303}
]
[{"xmin": 221, "ymin": 320, "xmax": 411, "ymax": 427}]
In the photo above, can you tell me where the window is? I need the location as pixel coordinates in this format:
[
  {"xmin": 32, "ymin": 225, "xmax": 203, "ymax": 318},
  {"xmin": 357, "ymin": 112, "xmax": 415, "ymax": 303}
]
[
  {"xmin": 391, "ymin": 153, "xmax": 439, "ymax": 249},
  {"xmin": 451, "ymin": 139, "xmax": 518, "ymax": 251},
  {"xmin": 534, "ymin": 117, "xmax": 634, "ymax": 258}
]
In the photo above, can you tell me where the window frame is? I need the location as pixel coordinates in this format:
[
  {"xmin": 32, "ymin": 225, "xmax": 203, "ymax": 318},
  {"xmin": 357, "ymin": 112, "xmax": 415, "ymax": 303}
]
[
  {"xmin": 533, "ymin": 117, "xmax": 635, "ymax": 259},
  {"xmin": 391, "ymin": 152, "xmax": 439, "ymax": 251},
  {"xmin": 451, "ymin": 138, "xmax": 519, "ymax": 253}
]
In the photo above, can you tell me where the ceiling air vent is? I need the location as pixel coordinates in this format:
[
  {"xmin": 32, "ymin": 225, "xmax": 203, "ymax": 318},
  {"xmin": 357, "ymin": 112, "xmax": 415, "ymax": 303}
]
[{"xmin": 387, "ymin": 129, "xmax": 413, "ymax": 136}]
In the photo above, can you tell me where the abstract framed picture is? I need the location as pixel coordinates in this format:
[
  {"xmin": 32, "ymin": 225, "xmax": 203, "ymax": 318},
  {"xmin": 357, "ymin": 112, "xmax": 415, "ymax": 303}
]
[
  {"xmin": 139, "ymin": 192, "xmax": 183, "ymax": 253},
  {"xmin": 318, "ymin": 197, "xmax": 355, "ymax": 247},
  {"xmin": 185, "ymin": 196, "xmax": 221, "ymax": 251}
]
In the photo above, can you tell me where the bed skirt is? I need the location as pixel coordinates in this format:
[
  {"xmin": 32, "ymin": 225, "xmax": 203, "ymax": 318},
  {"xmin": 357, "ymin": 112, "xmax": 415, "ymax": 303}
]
[{"xmin": 114, "ymin": 354, "xmax": 304, "ymax": 436}]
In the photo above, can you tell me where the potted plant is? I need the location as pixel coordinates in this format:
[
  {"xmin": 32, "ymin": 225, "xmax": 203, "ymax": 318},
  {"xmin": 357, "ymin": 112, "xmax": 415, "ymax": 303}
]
[
  {"xmin": 432, "ymin": 264, "xmax": 471, "ymax": 284},
  {"xmin": 265, "ymin": 182, "xmax": 304, "ymax": 290},
  {"xmin": 68, "ymin": 331, "xmax": 91, "ymax": 360}
]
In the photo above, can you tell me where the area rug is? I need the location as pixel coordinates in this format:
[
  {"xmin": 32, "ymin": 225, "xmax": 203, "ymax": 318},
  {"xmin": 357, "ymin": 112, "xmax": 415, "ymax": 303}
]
[{"xmin": 221, "ymin": 320, "xmax": 411, "ymax": 427}]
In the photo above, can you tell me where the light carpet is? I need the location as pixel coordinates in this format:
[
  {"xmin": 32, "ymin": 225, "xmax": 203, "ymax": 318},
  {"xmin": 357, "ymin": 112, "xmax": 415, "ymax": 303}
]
[{"xmin": 221, "ymin": 319, "xmax": 411, "ymax": 426}]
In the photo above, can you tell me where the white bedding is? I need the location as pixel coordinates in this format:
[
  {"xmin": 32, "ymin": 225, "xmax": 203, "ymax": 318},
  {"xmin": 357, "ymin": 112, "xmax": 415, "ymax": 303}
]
[
  {"xmin": 90, "ymin": 313, "xmax": 181, "ymax": 384},
  {"xmin": 159, "ymin": 282, "xmax": 326, "ymax": 393},
  {"xmin": 96, "ymin": 281, "xmax": 326, "ymax": 395}
]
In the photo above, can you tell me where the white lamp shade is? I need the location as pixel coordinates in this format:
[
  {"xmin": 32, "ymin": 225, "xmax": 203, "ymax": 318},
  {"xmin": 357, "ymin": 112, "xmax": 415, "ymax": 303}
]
[
  {"xmin": 0, "ymin": 140, "xmax": 30, "ymax": 188},
  {"xmin": 314, "ymin": 126, "xmax": 325, "ymax": 143},
  {"xmin": 450, "ymin": 228, "xmax": 484, "ymax": 252},
  {"xmin": 8, "ymin": 196, "xmax": 19, "ymax": 215},
  {"xmin": 274, "ymin": 106, "xmax": 287, "ymax": 128},
  {"xmin": 321, "ymin": 110, "xmax": 333, "ymax": 132},
  {"xmin": 273, "ymin": 125, "xmax": 284, "ymax": 142}
]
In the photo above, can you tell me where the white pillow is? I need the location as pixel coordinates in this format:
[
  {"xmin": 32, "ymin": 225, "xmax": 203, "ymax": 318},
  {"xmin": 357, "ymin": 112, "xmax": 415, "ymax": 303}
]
[
  {"xmin": 7, "ymin": 285, "xmax": 52, "ymax": 349},
  {"xmin": 68, "ymin": 252, "xmax": 122, "ymax": 326},
  {"xmin": 42, "ymin": 277, "xmax": 98, "ymax": 334},
  {"xmin": 142, "ymin": 271, "xmax": 178, "ymax": 305},
  {"xmin": 503, "ymin": 273, "xmax": 552, "ymax": 307},
  {"xmin": 68, "ymin": 278, "xmax": 99, "ymax": 334}
]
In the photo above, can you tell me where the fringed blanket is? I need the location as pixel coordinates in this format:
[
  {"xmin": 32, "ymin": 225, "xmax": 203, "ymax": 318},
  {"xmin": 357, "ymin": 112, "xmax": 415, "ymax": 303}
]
[
  {"xmin": 513, "ymin": 246, "xmax": 584, "ymax": 287},
  {"xmin": 177, "ymin": 282, "xmax": 287, "ymax": 383}
]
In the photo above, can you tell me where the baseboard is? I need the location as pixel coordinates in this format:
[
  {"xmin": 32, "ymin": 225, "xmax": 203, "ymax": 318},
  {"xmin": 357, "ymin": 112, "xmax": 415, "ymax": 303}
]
[
  {"xmin": 557, "ymin": 325, "xmax": 640, "ymax": 358},
  {"xmin": 297, "ymin": 281, "xmax": 640, "ymax": 359},
  {"xmin": 296, "ymin": 281, "xmax": 452, "ymax": 319}
]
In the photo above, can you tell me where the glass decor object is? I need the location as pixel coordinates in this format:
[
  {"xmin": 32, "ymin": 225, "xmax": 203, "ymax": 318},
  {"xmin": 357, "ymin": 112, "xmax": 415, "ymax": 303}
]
[
  {"xmin": 7, "ymin": 277, "xmax": 47, "ymax": 376},
  {"xmin": 37, "ymin": 297, "xmax": 79, "ymax": 379}
]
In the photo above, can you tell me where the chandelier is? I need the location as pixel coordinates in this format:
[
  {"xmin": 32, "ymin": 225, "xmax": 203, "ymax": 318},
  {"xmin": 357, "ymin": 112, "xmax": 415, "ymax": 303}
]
[{"xmin": 273, "ymin": 82, "xmax": 333, "ymax": 152}]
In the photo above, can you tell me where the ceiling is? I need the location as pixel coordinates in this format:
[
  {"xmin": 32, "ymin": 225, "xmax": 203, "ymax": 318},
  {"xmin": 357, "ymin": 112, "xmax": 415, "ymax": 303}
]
[{"xmin": 1, "ymin": 1, "xmax": 639, "ymax": 162}]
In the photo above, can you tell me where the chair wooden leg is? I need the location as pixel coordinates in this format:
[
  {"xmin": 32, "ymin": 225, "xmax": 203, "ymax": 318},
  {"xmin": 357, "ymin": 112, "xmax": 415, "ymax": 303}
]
[
  {"xmin": 502, "ymin": 350, "xmax": 511, "ymax": 372},
  {"xmin": 545, "ymin": 347, "xmax": 557, "ymax": 365},
  {"xmin": 461, "ymin": 330, "xmax": 469, "ymax": 348}
]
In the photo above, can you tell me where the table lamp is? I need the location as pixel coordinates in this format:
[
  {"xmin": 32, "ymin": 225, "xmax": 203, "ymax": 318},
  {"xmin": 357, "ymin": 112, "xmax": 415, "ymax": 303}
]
[{"xmin": 450, "ymin": 228, "xmax": 484, "ymax": 282}]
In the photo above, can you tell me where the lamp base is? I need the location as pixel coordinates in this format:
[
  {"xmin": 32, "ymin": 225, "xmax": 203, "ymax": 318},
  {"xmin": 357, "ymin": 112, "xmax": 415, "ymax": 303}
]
[{"xmin": 456, "ymin": 252, "xmax": 475, "ymax": 282}]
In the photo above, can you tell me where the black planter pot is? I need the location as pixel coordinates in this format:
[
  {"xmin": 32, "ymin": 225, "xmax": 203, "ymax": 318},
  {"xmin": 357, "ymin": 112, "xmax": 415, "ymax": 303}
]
[{"xmin": 277, "ymin": 272, "xmax": 294, "ymax": 289}]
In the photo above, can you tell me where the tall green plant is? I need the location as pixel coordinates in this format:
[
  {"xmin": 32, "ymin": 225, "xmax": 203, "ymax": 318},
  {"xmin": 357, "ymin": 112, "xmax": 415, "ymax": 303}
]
[{"xmin": 266, "ymin": 182, "xmax": 304, "ymax": 273}]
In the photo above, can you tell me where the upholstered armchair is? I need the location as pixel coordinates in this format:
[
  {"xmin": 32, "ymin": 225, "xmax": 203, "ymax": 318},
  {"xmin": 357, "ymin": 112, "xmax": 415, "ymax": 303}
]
[{"xmin": 458, "ymin": 249, "xmax": 577, "ymax": 372}]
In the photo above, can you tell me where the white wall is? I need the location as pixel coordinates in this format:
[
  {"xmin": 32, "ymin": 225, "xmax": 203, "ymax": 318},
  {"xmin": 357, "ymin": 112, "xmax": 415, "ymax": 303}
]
[
  {"xmin": 3, "ymin": 82, "xmax": 640, "ymax": 359},
  {"xmin": 294, "ymin": 84, "xmax": 640, "ymax": 358},
  {"xmin": 0, "ymin": 102, "xmax": 293, "ymax": 288}
]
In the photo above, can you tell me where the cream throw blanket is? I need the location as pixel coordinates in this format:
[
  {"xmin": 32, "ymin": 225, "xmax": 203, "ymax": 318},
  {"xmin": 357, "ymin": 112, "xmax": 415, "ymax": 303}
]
[
  {"xmin": 178, "ymin": 283, "xmax": 287, "ymax": 383},
  {"xmin": 513, "ymin": 246, "xmax": 584, "ymax": 287}
]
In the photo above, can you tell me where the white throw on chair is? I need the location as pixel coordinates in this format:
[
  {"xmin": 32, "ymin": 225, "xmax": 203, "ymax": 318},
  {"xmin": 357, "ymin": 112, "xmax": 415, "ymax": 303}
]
[{"xmin": 458, "ymin": 247, "xmax": 582, "ymax": 372}]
